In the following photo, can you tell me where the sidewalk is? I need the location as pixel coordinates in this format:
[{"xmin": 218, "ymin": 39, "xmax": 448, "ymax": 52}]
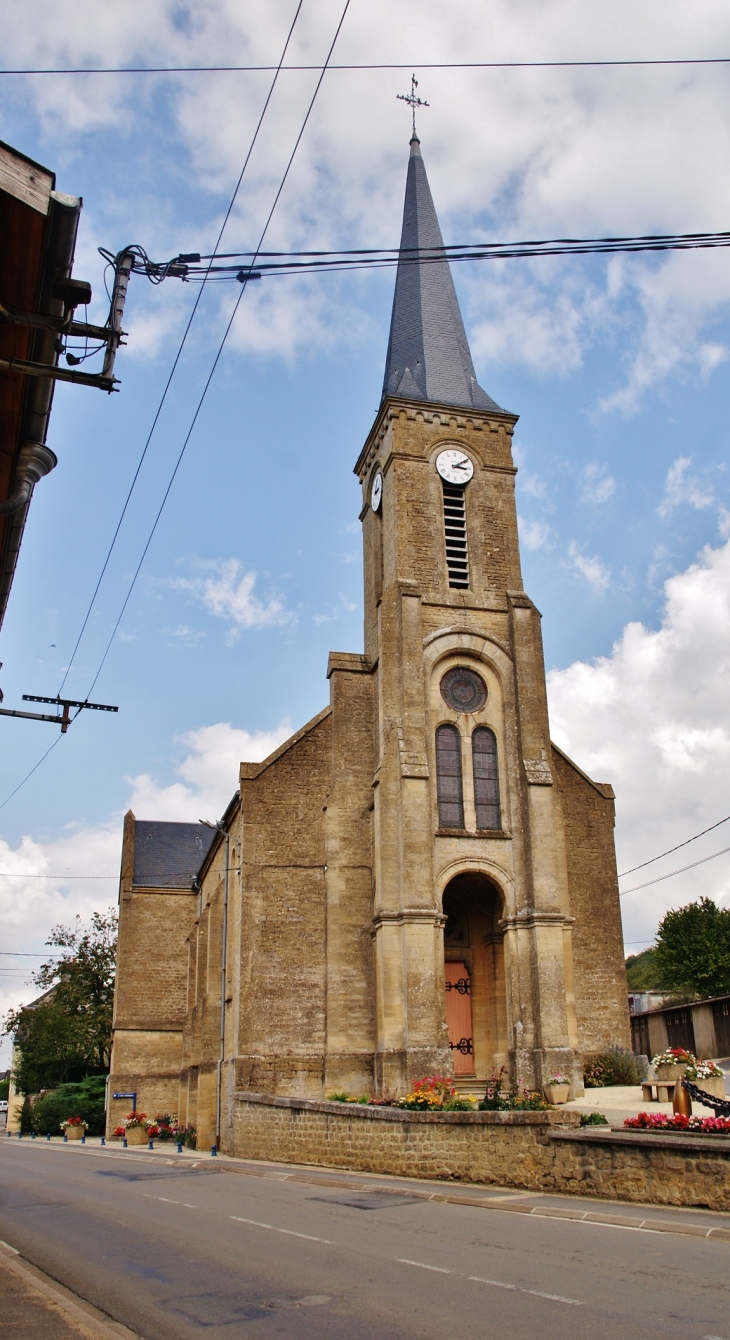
[
  {"xmin": 0, "ymin": 1241, "xmax": 135, "ymax": 1340},
  {"xmin": 562, "ymin": 1083, "xmax": 726, "ymax": 1125}
]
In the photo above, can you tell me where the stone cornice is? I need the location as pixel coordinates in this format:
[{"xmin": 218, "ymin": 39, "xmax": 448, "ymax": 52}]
[
  {"xmin": 372, "ymin": 908, "xmax": 447, "ymax": 932},
  {"xmin": 354, "ymin": 395, "xmax": 519, "ymax": 481},
  {"xmin": 501, "ymin": 909, "xmax": 575, "ymax": 930}
]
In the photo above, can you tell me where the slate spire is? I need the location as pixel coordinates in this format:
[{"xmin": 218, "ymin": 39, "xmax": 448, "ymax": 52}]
[{"xmin": 382, "ymin": 135, "xmax": 501, "ymax": 411}]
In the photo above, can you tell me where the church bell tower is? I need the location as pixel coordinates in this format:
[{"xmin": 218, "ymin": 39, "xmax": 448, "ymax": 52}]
[{"xmin": 355, "ymin": 132, "xmax": 583, "ymax": 1097}]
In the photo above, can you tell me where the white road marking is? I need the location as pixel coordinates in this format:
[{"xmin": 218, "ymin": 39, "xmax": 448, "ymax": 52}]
[
  {"xmin": 143, "ymin": 1195, "xmax": 196, "ymax": 1208},
  {"xmin": 469, "ymin": 1275, "xmax": 583, "ymax": 1306},
  {"xmin": 397, "ymin": 1259, "xmax": 452, "ymax": 1273},
  {"xmin": 230, "ymin": 1216, "xmax": 334, "ymax": 1244}
]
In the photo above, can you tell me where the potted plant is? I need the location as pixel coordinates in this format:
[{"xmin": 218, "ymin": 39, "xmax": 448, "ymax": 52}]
[
  {"xmin": 543, "ymin": 1074, "xmax": 571, "ymax": 1104},
  {"xmin": 651, "ymin": 1047, "xmax": 695, "ymax": 1080},
  {"xmin": 685, "ymin": 1059, "xmax": 726, "ymax": 1100},
  {"xmin": 122, "ymin": 1111, "xmax": 150, "ymax": 1145},
  {"xmin": 60, "ymin": 1116, "xmax": 87, "ymax": 1141}
]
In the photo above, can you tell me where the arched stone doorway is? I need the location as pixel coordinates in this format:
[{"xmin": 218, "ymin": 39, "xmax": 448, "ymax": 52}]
[{"xmin": 442, "ymin": 872, "xmax": 509, "ymax": 1080}]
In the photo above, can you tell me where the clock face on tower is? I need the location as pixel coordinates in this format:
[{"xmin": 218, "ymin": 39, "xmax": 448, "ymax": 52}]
[
  {"xmin": 436, "ymin": 449, "xmax": 474, "ymax": 486},
  {"xmin": 371, "ymin": 471, "xmax": 383, "ymax": 512}
]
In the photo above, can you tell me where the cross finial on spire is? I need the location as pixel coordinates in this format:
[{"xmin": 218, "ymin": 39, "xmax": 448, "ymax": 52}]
[{"xmin": 397, "ymin": 74, "xmax": 429, "ymax": 140}]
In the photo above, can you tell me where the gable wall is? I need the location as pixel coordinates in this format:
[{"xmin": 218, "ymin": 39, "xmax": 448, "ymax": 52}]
[{"xmin": 551, "ymin": 748, "xmax": 630, "ymax": 1056}]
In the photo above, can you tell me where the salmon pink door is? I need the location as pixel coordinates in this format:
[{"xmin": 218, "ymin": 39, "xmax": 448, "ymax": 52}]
[{"xmin": 445, "ymin": 961, "xmax": 473, "ymax": 1075}]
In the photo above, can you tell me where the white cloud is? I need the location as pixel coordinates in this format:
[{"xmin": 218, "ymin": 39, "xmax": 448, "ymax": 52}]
[
  {"xmin": 579, "ymin": 461, "xmax": 616, "ymax": 507},
  {"xmin": 658, "ymin": 456, "xmax": 715, "ymax": 520},
  {"xmin": 565, "ymin": 541, "xmax": 611, "ymax": 593},
  {"xmin": 8, "ymin": 1, "xmax": 730, "ymax": 398},
  {"xmin": 518, "ymin": 516, "xmax": 552, "ymax": 552},
  {"xmin": 548, "ymin": 534, "xmax": 730, "ymax": 947},
  {"xmin": 168, "ymin": 558, "xmax": 296, "ymax": 640},
  {"xmin": 126, "ymin": 719, "xmax": 291, "ymax": 821}
]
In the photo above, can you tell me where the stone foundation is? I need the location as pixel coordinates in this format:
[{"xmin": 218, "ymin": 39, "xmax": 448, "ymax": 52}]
[{"xmin": 233, "ymin": 1093, "xmax": 730, "ymax": 1211}]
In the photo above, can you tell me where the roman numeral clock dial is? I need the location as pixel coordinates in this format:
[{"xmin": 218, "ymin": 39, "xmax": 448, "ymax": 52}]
[{"xmin": 436, "ymin": 449, "xmax": 474, "ymax": 485}]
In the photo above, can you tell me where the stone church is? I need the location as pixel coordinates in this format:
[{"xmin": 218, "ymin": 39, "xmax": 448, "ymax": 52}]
[{"xmin": 109, "ymin": 133, "xmax": 629, "ymax": 1149}]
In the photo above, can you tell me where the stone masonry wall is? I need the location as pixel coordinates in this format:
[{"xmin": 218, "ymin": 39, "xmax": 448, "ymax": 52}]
[
  {"xmin": 552, "ymin": 746, "xmax": 631, "ymax": 1056},
  {"xmin": 234, "ymin": 1094, "xmax": 730, "ymax": 1212}
]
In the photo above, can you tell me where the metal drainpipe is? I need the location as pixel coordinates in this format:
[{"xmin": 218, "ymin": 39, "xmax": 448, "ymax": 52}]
[{"xmin": 215, "ymin": 830, "xmax": 230, "ymax": 1149}]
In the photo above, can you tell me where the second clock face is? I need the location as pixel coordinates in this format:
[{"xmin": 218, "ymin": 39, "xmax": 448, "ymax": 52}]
[
  {"xmin": 436, "ymin": 449, "xmax": 474, "ymax": 486},
  {"xmin": 371, "ymin": 471, "xmax": 383, "ymax": 512}
]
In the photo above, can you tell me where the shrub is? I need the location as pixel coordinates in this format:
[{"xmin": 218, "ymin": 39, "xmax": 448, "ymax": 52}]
[
  {"xmin": 478, "ymin": 1068, "xmax": 549, "ymax": 1112},
  {"xmin": 580, "ymin": 1112, "xmax": 609, "ymax": 1126},
  {"xmin": 583, "ymin": 1047, "xmax": 640, "ymax": 1088},
  {"xmin": 31, "ymin": 1075, "xmax": 107, "ymax": 1136}
]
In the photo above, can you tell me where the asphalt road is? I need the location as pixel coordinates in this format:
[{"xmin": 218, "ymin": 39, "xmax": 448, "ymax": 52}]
[{"xmin": 2, "ymin": 1141, "xmax": 730, "ymax": 1340}]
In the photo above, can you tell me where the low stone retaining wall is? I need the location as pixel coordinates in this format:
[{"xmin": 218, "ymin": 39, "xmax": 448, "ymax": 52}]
[{"xmin": 233, "ymin": 1093, "xmax": 730, "ymax": 1211}]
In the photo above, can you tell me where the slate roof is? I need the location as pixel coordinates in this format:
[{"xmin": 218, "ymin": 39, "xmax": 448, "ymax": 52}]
[
  {"xmin": 382, "ymin": 135, "xmax": 502, "ymax": 413},
  {"xmin": 133, "ymin": 820, "xmax": 216, "ymax": 888}
]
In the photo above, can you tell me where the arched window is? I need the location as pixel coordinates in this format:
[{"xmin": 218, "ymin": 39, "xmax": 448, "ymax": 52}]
[
  {"xmin": 436, "ymin": 724, "xmax": 464, "ymax": 829},
  {"xmin": 472, "ymin": 727, "xmax": 500, "ymax": 830}
]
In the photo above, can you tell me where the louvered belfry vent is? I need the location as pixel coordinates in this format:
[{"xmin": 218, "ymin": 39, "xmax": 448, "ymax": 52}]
[{"xmin": 442, "ymin": 482, "xmax": 469, "ymax": 588}]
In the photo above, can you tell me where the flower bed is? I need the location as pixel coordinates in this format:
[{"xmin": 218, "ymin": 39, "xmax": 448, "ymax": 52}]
[{"xmin": 625, "ymin": 1111, "xmax": 730, "ymax": 1135}]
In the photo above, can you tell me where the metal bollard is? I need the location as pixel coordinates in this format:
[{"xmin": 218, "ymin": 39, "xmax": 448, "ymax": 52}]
[
  {"xmin": 31, "ymin": 1131, "xmax": 36, "ymax": 1140},
  {"xmin": 148, "ymin": 1138, "xmax": 154, "ymax": 1150},
  {"xmin": 176, "ymin": 1141, "xmax": 183, "ymax": 1154},
  {"xmin": 100, "ymin": 1136, "xmax": 105, "ymax": 1146},
  {"xmin": 81, "ymin": 1135, "xmax": 85, "ymax": 1144},
  {"xmin": 211, "ymin": 1145, "xmax": 217, "ymax": 1157},
  {"xmin": 122, "ymin": 1137, "xmax": 128, "ymax": 1148},
  {"xmin": 46, "ymin": 1133, "xmax": 51, "ymax": 1141},
  {"xmin": 63, "ymin": 1134, "xmax": 67, "ymax": 1142}
]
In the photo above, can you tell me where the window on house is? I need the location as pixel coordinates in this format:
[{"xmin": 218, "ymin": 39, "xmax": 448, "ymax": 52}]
[
  {"xmin": 473, "ymin": 727, "xmax": 500, "ymax": 830},
  {"xmin": 442, "ymin": 482, "xmax": 469, "ymax": 588},
  {"xmin": 436, "ymin": 723, "xmax": 464, "ymax": 828}
]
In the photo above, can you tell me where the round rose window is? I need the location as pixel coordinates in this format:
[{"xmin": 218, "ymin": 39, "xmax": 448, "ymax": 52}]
[{"xmin": 440, "ymin": 667, "xmax": 487, "ymax": 714}]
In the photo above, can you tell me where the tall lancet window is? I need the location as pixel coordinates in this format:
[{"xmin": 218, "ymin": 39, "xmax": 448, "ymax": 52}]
[
  {"xmin": 442, "ymin": 483, "xmax": 469, "ymax": 588},
  {"xmin": 473, "ymin": 728, "xmax": 500, "ymax": 830},
  {"xmin": 436, "ymin": 724, "xmax": 464, "ymax": 828}
]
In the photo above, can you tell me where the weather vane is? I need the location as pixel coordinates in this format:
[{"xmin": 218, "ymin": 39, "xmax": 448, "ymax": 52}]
[{"xmin": 397, "ymin": 74, "xmax": 429, "ymax": 138}]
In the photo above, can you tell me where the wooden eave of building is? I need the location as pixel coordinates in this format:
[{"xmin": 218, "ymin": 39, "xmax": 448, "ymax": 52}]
[{"xmin": 0, "ymin": 139, "xmax": 82, "ymax": 631}]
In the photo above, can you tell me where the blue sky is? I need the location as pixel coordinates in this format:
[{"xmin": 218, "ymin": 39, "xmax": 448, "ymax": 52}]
[{"xmin": 3, "ymin": 0, "xmax": 730, "ymax": 1052}]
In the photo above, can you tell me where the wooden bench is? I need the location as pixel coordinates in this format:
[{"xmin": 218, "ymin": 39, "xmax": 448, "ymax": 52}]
[{"xmin": 641, "ymin": 1080, "xmax": 676, "ymax": 1103}]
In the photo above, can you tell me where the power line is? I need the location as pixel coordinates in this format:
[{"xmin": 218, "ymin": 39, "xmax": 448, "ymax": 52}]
[
  {"xmin": 125, "ymin": 231, "xmax": 730, "ymax": 286},
  {"xmin": 55, "ymin": 0, "xmax": 306, "ymax": 701},
  {"xmin": 0, "ymin": 736, "xmax": 61, "ymax": 814},
  {"xmin": 76, "ymin": 0, "xmax": 353, "ymax": 707},
  {"xmin": 619, "ymin": 843, "xmax": 730, "ymax": 896},
  {"xmin": 3, "ymin": 57, "xmax": 730, "ymax": 74},
  {"xmin": 618, "ymin": 813, "xmax": 730, "ymax": 877}
]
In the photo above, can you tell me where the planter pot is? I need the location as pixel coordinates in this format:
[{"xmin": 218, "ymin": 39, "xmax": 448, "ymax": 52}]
[
  {"xmin": 64, "ymin": 1126, "xmax": 85, "ymax": 1140},
  {"xmin": 689, "ymin": 1076, "xmax": 726, "ymax": 1100},
  {"xmin": 125, "ymin": 1125, "xmax": 148, "ymax": 1145},
  {"xmin": 655, "ymin": 1065, "xmax": 687, "ymax": 1082},
  {"xmin": 544, "ymin": 1084, "xmax": 570, "ymax": 1105}
]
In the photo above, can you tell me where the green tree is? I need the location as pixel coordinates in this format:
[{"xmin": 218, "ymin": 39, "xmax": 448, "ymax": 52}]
[
  {"xmin": 653, "ymin": 897, "xmax": 730, "ymax": 999},
  {"xmin": 625, "ymin": 947, "xmax": 664, "ymax": 990},
  {"xmin": 3, "ymin": 910, "xmax": 117, "ymax": 1094}
]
